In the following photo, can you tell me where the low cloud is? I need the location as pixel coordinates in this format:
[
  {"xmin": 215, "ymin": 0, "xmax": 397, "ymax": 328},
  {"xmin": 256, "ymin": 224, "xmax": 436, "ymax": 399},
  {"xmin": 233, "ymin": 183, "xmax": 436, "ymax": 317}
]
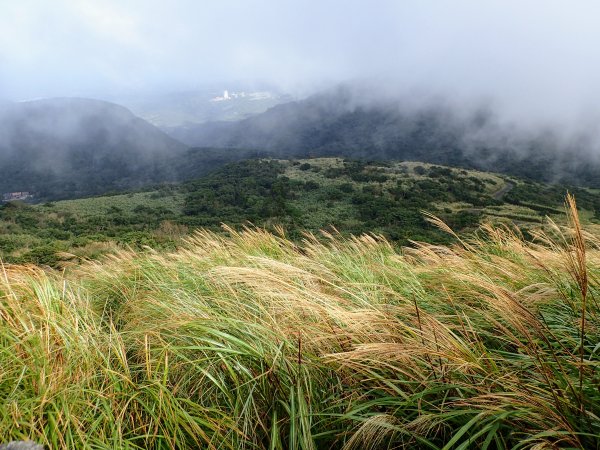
[{"xmin": 1, "ymin": 1, "xmax": 600, "ymax": 132}]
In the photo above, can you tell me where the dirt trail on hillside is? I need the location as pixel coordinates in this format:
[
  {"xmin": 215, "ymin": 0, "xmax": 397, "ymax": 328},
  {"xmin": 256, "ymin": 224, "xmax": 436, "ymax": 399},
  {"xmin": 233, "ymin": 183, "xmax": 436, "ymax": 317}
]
[{"xmin": 492, "ymin": 181, "xmax": 514, "ymax": 201}]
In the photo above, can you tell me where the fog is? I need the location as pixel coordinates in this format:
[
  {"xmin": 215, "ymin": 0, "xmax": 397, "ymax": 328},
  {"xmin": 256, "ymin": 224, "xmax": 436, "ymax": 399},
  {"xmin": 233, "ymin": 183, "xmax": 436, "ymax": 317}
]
[{"xmin": 2, "ymin": 1, "xmax": 600, "ymax": 129}]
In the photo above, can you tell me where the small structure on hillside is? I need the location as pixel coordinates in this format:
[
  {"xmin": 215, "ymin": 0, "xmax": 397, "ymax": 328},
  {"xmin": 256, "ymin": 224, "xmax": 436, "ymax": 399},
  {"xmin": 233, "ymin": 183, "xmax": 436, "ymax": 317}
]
[{"xmin": 2, "ymin": 192, "xmax": 33, "ymax": 202}]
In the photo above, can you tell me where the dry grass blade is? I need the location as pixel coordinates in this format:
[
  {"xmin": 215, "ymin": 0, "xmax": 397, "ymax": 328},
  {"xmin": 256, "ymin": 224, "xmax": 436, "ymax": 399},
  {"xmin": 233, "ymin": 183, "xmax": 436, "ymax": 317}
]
[{"xmin": 564, "ymin": 193, "xmax": 589, "ymax": 414}]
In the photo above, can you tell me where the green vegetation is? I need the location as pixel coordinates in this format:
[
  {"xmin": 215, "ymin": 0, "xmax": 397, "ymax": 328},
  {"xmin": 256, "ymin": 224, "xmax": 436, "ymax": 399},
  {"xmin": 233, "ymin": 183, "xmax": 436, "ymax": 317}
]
[
  {"xmin": 182, "ymin": 157, "xmax": 600, "ymax": 242},
  {"xmin": 3, "ymin": 158, "xmax": 600, "ymax": 267},
  {"xmin": 178, "ymin": 89, "xmax": 600, "ymax": 188},
  {"xmin": 0, "ymin": 188, "xmax": 186, "ymax": 266},
  {"xmin": 0, "ymin": 199, "xmax": 599, "ymax": 448}
]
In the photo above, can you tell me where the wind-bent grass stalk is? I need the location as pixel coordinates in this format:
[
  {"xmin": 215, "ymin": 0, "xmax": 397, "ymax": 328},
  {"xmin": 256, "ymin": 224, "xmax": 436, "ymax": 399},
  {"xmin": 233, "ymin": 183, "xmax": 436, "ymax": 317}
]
[
  {"xmin": 0, "ymin": 199, "xmax": 599, "ymax": 448},
  {"xmin": 565, "ymin": 193, "xmax": 589, "ymax": 415}
]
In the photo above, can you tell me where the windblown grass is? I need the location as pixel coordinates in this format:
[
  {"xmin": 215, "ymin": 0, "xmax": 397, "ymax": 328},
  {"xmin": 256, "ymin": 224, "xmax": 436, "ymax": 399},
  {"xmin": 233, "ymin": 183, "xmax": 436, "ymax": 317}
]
[{"xmin": 1, "ymin": 198, "xmax": 599, "ymax": 448}]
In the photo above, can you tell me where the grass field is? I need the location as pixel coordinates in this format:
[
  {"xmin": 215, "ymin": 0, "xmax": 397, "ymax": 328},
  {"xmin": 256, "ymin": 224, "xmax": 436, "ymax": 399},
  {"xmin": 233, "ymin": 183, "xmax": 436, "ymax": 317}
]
[
  {"xmin": 0, "ymin": 196, "xmax": 598, "ymax": 448},
  {"xmin": 49, "ymin": 190, "xmax": 186, "ymax": 217}
]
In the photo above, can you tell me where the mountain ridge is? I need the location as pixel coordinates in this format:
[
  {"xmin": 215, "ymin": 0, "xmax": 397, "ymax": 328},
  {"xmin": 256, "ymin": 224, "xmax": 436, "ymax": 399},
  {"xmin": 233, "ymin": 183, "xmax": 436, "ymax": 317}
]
[
  {"xmin": 166, "ymin": 85, "xmax": 600, "ymax": 187},
  {"xmin": 3, "ymin": 90, "xmax": 600, "ymax": 203},
  {"xmin": 0, "ymin": 97, "xmax": 188, "ymax": 200}
]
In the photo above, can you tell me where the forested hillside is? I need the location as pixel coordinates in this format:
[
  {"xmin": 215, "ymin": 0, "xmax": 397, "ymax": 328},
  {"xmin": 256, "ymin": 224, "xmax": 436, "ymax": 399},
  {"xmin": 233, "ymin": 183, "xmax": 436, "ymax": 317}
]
[
  {"xmin": 3, "ymin": 93, "xmax": 600, "ymax": 204},
  {"xmin": 170, "ymin": 85, "xmax": 600, "ymax": 187},
  {"xmin": 0, "ymin": 98, "xmax": 186, "ymax": 199}
]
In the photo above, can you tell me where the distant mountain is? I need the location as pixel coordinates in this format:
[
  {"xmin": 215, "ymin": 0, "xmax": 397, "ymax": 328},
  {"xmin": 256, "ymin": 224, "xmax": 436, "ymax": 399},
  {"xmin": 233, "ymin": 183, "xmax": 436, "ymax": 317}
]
[
  {"xmin": 115, "ymin": 88, "xmax": 292, "ymax": 128},
  {"xmin": 0, "ymin": 98, "xmax": 189, "ymax": 200},
  {"xmin": 168, "ymin": 85, "xmax": 600, "ymax": 187},
  {"xmin": 5, "ymin": 90, "xmax": 599, "ymax": 204}
]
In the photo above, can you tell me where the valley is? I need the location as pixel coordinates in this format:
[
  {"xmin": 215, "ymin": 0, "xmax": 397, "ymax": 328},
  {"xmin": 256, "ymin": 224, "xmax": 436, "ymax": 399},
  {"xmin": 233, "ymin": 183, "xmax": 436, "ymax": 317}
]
[{"xmin": 115, "ymin": 87, "xmax": 291, "ymax": 128}]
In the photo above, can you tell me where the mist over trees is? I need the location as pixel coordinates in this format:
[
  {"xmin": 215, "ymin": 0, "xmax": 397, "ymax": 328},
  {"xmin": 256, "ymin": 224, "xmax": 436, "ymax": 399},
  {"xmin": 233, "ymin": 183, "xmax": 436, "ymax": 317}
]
[
  {"xmin": 0, "ymin": 98, "xmax": 188, "ymax": 199},
  {"xmin": 3, "ymin": 86, "xmax": 600, "ymax": 203},
  {"xmin": 167, "ymin": 84, "xmax": 600, "ymax": 187}
]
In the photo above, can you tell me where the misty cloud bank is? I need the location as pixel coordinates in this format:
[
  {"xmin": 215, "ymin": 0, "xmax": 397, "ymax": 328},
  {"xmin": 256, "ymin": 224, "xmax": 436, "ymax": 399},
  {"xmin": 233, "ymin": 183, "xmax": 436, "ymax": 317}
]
[
  {"xmin": 163, "ymin": 80, "xmax": 600, "ymax": 187},
  {"xmin": 1, "ymin": 1, "xmax": 600, "ymax": 130}
]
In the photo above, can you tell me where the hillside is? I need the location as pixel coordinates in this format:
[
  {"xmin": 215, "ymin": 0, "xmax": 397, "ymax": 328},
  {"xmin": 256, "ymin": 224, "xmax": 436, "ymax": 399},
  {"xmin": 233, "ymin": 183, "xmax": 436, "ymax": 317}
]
[
  {"xmin": 169, "ymin": 85, "xmax": 600, "ymax": 187},
  {"xmin": 3, "ymin": 157, "xmax": 599, "ymax": 266},
  {"xmin": 3, "ymin": 93, "xmax": 599, "ymax": 203},
  {"xmin": 0, "ymin": 203, "xmax": 598, "ymax": 448},
  {"xmin": 0, "ymin": 98, "xmax": 187, "ymax": 200},
  {"xmin": 0, "ymin": 98, "xmax": 278, "ymax": 201}
]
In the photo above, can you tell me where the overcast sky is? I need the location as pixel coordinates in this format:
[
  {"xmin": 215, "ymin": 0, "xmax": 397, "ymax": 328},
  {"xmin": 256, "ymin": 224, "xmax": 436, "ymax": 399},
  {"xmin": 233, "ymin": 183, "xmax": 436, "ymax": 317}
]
[{"xmin": 2, "ymin": 0, "xmax": 600, "ymax": 125}]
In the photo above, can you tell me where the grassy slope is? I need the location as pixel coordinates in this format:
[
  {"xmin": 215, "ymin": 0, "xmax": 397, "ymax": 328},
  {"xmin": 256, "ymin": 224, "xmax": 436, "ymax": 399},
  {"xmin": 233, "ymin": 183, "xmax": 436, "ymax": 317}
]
[
  {"xmin": 282, "ymin": 158, "xmax": 525, "ymax": 226},
  {"xmin": 0, "ymin": 201, "xmax": 599, "ymax": 448},
  {"xmin": 0, "ymin": 189, "xmax": 187, "ymax": 265},
  {"xmin": 2, "ymin": 157, "xmax": 600, "ymax": 266}
]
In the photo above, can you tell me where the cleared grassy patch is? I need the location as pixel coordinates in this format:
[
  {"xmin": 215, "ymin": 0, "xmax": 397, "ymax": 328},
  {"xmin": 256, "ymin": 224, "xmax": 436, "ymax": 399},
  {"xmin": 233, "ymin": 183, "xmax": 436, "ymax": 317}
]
[{"xmin": 50, "ymin": 190, "xmax": 186, "ymax": 218}]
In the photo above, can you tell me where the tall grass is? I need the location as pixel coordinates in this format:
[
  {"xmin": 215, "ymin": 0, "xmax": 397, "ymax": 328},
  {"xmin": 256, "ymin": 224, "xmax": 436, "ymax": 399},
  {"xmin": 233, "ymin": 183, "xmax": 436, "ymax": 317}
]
[{"xmin": 0, "ymin": 202, "xmax": 599, "ymax": 448}]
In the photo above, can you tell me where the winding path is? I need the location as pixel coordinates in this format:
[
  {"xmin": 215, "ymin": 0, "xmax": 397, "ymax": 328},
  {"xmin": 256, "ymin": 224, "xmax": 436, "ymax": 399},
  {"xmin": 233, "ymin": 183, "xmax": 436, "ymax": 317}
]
[{"xmin": 492, "ymin": 181, "xmax": 515, "ymax": 201}]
